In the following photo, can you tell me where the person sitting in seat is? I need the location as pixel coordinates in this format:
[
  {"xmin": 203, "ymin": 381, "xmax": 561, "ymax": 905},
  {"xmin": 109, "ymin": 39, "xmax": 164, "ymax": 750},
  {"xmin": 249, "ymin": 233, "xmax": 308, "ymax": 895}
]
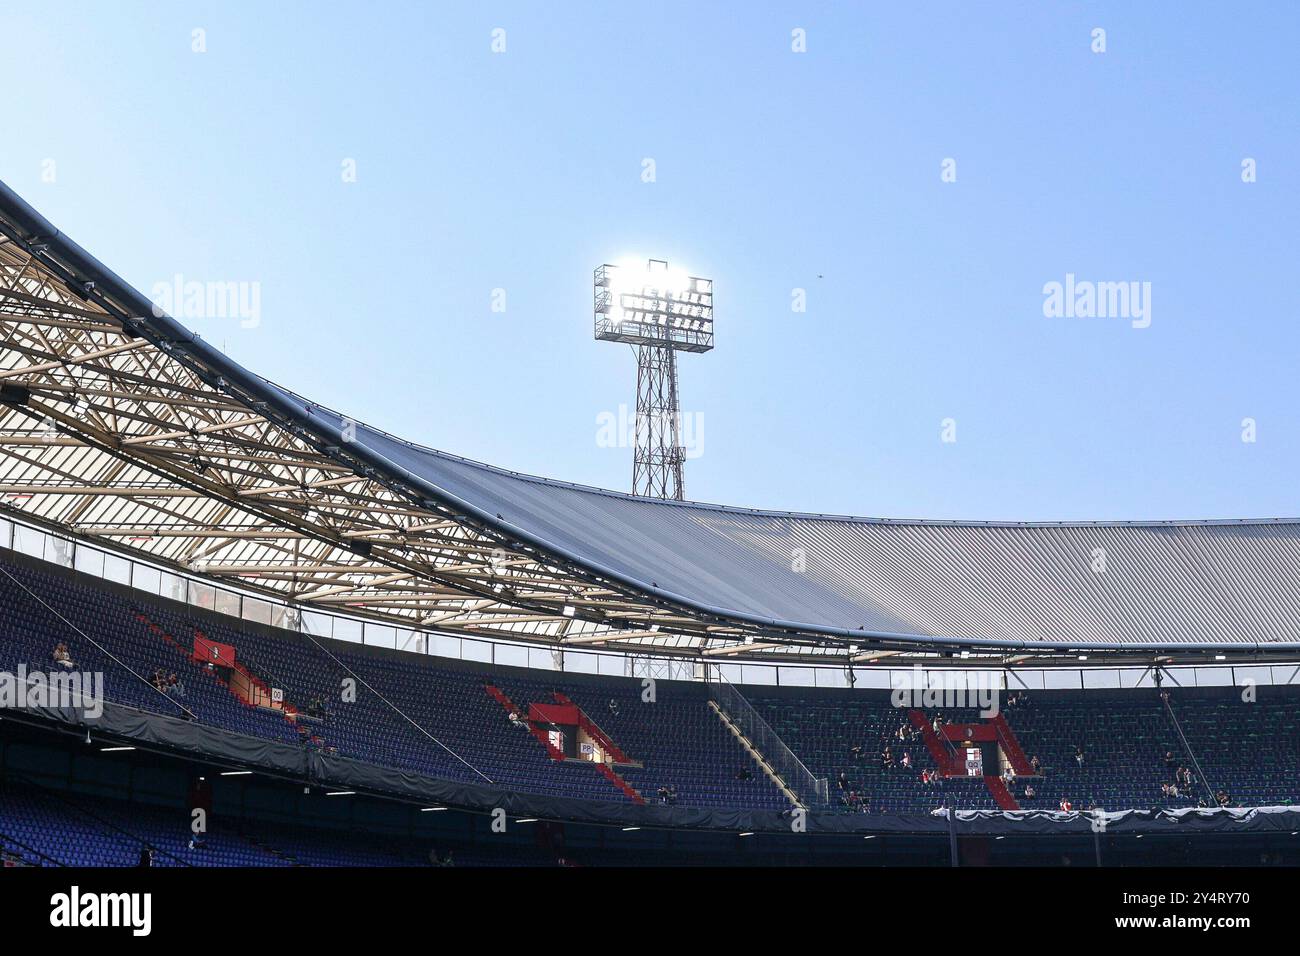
[
  {"xmin": 52, "ymin": 642, "xmax": 74, "ymax": 668},
  {"xmin": 607, "ymin": 698, "xmax": 620, "ymax": 718}
]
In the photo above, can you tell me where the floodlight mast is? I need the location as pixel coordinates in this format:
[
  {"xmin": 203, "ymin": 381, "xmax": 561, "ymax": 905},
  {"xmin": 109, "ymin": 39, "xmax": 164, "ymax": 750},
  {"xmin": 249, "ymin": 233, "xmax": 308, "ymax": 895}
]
[{"xmin": 594, "ymin": 259, "xmax": 714, "ymax": 501}]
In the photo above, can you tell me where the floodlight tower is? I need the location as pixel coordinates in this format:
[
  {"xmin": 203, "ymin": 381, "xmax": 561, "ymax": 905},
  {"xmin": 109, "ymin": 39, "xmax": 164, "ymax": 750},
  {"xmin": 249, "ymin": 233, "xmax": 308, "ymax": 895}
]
[{"xmin": 594, "ymin": 259, "xmax": 714, "ymax": 500}]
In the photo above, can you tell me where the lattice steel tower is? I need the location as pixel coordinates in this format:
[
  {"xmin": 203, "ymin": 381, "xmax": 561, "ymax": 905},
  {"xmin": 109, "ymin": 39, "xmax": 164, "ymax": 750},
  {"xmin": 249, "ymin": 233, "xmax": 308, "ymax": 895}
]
[{"xmin": 594, "ymin": 259, "xmax": 714, "ymax": 500}]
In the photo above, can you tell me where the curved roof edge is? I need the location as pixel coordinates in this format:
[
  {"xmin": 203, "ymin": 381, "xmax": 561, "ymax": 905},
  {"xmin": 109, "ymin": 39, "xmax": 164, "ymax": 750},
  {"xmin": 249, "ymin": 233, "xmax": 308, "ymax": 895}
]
[{"xmin": 2, "ymin": 178, "xmax": 1298, "ymax": 658}]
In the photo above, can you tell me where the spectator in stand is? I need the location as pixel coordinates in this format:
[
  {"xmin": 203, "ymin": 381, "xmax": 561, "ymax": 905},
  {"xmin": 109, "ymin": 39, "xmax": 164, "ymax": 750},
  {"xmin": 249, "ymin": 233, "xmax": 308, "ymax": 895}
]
[
  {"xmin": 167, "ymin": 672, "xmax": 185, "ymax": 698},
  {"xmin": 607, "ymin": 698, "xmax": 619, "ymax": 718},
  {"xmin": 1164, "ymin": 750, "xmax": 1176, "ymax": 770},
  {"xmin": 1059, "ymin": 798, "xmax": 1073, "ymax": 811},
  {"xmin": 1024, "ymin": 783, "xmax": 1036, "ymax": 799},
  {"xmin": 1030, "ymin": 754, "xmax": 1041, "ymax": 774},
  {"xmin": 52, "ymin": 642, "xmax": 74, "ymax": 668},
  {"xmin": 1074, "ymin": 746, "xmax": 1085, "ymax": 768},
  {"xmin": 901, "ymin": 751, "xmax": 912, "ymax": 769},
  {"xmin": 838, "ymin": 771, "xmax": 849, "ymax": 792}
]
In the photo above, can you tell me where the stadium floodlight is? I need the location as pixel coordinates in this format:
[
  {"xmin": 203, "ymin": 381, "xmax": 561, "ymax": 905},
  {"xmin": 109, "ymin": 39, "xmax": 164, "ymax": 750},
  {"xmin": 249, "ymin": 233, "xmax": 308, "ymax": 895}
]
[
  {"xmin": 594, "ymin": 258, "xmax": 715, "ymax": 501},
  {"xmin": 594, "ymin": 259, "xmax": 714, "ymax": 353}
]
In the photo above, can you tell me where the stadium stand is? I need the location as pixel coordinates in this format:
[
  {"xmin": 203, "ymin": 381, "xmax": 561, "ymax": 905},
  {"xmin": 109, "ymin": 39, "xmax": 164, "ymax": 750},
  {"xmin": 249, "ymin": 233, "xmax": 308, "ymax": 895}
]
[
  {"xmin": 0, "ymin": 551, "xmax": 785, "ymax": 809},
  {"xmin": 0, "ymin": 776, "xmax": 562, "ymax": 868},
  {"xmin": 1, "ymin": 548, "xmax": 1297, "ymax": 837},
  {"xmin": 754, "ymin": 689, "xmax": 1300, "ymax": 813}
]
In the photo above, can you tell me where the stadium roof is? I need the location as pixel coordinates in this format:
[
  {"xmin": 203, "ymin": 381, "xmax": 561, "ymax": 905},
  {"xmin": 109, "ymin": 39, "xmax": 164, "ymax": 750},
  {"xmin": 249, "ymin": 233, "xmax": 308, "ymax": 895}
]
[{"xmin": 1, "ymin": 178, "xmax": 1298, "ymax": 664}]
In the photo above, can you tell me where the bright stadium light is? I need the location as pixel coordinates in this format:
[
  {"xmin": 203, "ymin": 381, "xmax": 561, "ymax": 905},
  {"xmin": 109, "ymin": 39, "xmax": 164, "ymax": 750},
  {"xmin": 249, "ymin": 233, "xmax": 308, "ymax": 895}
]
[
  {"xmin": 595, "ymin": 258, "xmax": 714, "ymax": 353},
  {"xmin": 594, "ymin": 258, "xmax": 715, "ymax": 501}
]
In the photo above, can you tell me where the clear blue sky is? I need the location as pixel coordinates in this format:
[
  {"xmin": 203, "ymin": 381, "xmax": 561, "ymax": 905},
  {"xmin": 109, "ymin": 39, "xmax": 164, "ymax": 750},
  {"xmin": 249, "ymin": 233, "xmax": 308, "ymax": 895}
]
[{"xmin": 3, "ymin": 2, "xmax": 1297, "ymax": 521}]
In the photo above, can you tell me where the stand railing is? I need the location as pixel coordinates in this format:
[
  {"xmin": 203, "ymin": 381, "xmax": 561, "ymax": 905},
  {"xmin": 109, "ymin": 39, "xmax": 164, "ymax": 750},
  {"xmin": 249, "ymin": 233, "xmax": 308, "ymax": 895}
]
[{"xmin": 705, "ymin": 665, "xmax": 829, "ymax": 806}]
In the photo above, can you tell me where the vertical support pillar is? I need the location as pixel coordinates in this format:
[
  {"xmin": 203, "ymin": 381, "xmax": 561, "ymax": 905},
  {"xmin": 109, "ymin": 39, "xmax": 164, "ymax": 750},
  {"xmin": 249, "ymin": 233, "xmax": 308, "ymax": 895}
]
[{"xmin": 633, "ymin": 343, "xmax": 685, "ymax": 499}]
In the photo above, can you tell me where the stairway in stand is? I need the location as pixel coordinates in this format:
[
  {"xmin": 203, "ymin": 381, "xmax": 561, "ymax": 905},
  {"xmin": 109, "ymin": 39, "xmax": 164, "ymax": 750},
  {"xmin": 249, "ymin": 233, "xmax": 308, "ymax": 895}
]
[
  {"xmin": 483, "ymin": 684, "xmax": 643, "ymax": 803},
  {"xmin": 984, "ymin": 775, "xmax": 1021, "ymax": 810}
]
